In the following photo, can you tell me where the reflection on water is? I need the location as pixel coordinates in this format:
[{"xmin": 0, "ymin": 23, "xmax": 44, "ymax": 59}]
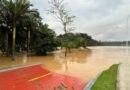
[{"xmin": 0, "ymin": 46, "xmax": 130, "ymax": 81}]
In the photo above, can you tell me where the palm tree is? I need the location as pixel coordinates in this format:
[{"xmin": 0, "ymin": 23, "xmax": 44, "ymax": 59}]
[
  {"xmin": 1, "ymin": 0, "xmax": 33, "ymax": 60},
  {"xmin": 0, "ymin": 0, "xmax": 42, "ymax": 58},
  {"xmin": 0, "ymin": 0, "xmax": 10, "ymax": 56},
  {"xmin": 23, "ymin": 9, "xmax": 41, "ymax": 53}
]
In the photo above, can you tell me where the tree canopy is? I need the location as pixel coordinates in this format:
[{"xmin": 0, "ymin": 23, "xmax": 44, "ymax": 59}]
[
  {"xmin": 0, "ymin": 0, "xmax": 57, "ymax": 57},
  {"xmin": 57, "ymin": 33, "xmax": 101, "ymax": 49}
]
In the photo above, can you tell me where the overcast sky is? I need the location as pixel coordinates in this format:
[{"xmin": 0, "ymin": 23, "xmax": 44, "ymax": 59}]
[{"xmin": 30, "ymin": 0, "xmax": 130, "ymax": 41}]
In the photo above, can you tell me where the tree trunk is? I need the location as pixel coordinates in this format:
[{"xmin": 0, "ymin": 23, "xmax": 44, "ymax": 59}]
[
  {"xmin": 65, "ymin": 47, "xmax": 67, "ymax": 57},
  {"xmin": 68, "ymin": 48, "xmax": 71, "ymax": 53},
  {"xmin": 64, "ymin": 23, "xmax": 68, "ymax": 57},
  {"xmin": 27, "ymin": 29, "xmax": 30, "ymax": 53},
  {"xmin": 12, "ymin": 24, "xmax": 16, "ymax": 60},
  {"xmin": 65, "ymin": 57, "xmax": 68, "ymax": 72},
  {"xmin": 64, "ymin": 23, "xmax": 67, "ymax": 33},
  {"xmin": 5, "ymin": 29, "xmax": 9, "ymax": 56}
]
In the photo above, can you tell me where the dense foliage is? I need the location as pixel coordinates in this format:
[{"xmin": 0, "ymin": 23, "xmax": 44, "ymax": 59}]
[
  {"xmin": 57, "ymin": 33, "xmax": 101, "ymax": 49},
  {"xmin": 30, "ymin": 24, "xmax": 58, "ymax": 55},
  {"xmin": 0, "ymin": 0, "xmax": 57, "ymax": 57}
]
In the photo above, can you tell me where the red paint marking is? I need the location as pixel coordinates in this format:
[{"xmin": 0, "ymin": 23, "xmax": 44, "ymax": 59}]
[{"xmin": 0, "ymin": 64, "xmax": 87, "ymax": 90}]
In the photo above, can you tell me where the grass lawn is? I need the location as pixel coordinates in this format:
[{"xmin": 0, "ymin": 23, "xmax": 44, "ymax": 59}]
[{"xmin": 91, "ymin": 64, "xmax": 119, "ymax": 90}]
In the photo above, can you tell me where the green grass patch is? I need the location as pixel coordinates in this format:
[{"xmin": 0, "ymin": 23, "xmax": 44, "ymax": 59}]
[
  {"xmin": 0, "ymin": 66, "xmax": 18, "ymax": 70},
  {"xmin": 0, "ymin": 64, "xmax": 32, "ymax": 70},
  {"xmin": 91, "ymin": 64, "xmax": 119, "ymax": 90}
]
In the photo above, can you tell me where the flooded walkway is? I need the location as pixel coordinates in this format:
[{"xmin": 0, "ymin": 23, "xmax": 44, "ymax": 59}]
[
  {"xmin": 0, "ymin": 64, "xmax": 86, "ymax": 90},
  {"xmin": 0, "ymin": 46, "xmax": 130, "ymax": 81}
]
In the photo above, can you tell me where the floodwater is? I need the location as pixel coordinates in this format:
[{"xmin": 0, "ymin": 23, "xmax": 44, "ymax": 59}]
[{"xmin": 0, "ymin": 46, "xmax": 130, "ymax": 81}]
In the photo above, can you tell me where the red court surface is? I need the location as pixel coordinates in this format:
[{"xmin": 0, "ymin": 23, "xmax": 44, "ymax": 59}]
[{"xmin": 0, "ymin": 64, "xmax": 87, "ymax": 90}]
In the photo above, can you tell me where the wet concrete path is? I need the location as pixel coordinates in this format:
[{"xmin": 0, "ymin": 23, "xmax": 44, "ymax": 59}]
[{"xmin": 117, "ymin": 64, "xmax": 130, "ymax": 90}]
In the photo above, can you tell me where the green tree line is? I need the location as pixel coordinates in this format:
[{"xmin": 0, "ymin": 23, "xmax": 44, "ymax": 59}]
[{"xmin": 57, "ymin": 33, "xmax": 101, "ymax": 49}]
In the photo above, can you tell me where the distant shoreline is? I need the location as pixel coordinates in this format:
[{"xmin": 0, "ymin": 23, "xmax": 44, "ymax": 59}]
[{"xmin": 99, "ymin": 41, "xmax": 130, "ymax": 46}]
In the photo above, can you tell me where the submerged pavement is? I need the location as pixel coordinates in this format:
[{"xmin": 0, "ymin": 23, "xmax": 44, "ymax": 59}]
[
  {"xmin": 0, "ymin": 64, "xmax": 86, "ymax": 90},
  {"xmin": 117, "ymin": 64, "xmax": 130, "ymax": 90}
]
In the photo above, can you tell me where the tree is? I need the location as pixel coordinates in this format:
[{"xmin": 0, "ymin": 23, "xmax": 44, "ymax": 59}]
[
  {"xmin": 22, "ymin": 9, "xmax": 42, "ymax": 53},
  {"xmin": 11, "ymin": 0, "xmax": 32, "ymax": 60},
  {"xmin": 57, "ymin": 33, "xmax": 101, "ymax": 49},
  {"xmin": 0, "ymin": 0, "xmax": 36, "ymax": 60},
  {"xmin": 31, "ymin": 24, "xmax": 57, "ymax": 55},
  {"xmin": 0, "ymin": 0, "xmax": 10, "ymax": 56},
  {"xmin": 48, "ymin": 0, "xmax": 75, "ymax": 56},
  {"xmin": 0, "ymin": 0, "xmax": 59, "ymax": 58}
]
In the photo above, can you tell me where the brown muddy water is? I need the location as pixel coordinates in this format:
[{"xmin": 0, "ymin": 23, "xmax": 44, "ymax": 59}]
[{"xmin": 0, "ymin": 46, "xmax": 130, "ymax": 81}]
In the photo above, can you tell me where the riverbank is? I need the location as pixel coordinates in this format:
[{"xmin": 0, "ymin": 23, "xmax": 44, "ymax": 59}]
[{"xmin": 91, "ymin": 64, "xmax": 118, "ymax": 90}]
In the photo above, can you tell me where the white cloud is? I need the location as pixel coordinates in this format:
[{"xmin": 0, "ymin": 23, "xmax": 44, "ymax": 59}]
[{"xmin": 30, "ymin": 0, "xmax": 130, "ymax": 41}]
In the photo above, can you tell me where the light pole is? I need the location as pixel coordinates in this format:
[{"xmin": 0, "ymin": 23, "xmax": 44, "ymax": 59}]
[{"xmin": 126, "ymin": 15, "xmax": 130, "ymax": 56}]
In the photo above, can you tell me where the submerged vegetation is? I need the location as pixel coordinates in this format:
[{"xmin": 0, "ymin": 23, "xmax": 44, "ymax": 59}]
[
  {"xmin": 57, "ymin": 33, "xmax": 101, "ymax": 49},
  {"xmin": 91, "ymin": 64, "xmax": 118, "ymax": 90},
  {"xmin": 0, "ymin": 0, "xmax": 100, "ymax": 59}
]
